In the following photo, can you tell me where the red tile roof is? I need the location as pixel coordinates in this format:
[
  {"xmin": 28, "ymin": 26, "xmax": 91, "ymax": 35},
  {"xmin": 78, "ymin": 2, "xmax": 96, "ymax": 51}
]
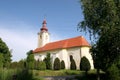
[{"xmin": 33, "ymin": 36, "xmax": 90, "ymax": 53}]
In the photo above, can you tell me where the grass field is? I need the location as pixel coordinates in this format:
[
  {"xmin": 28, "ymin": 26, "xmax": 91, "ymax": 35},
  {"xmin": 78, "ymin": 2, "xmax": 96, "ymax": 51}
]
[
  {"xmin": 0, "ymin": 69, "xmax": 105, "ymax": 80},
  {"xmin": 33, "ymin": 69, "xmax": 106, "ymax": 80},
  {"xmin": 33, "ymin": 70, "xmax": 81, "ymax": 77},
  {"xmin": 33, "ymin": 69, "xmax": 101, "ymax": 77}
]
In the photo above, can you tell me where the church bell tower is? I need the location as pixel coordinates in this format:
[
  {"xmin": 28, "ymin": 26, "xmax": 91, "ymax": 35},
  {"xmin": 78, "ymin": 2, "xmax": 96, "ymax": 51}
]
[{"xmin": 38, "ymin": 19, "xmax": 50, "ymax": 48}]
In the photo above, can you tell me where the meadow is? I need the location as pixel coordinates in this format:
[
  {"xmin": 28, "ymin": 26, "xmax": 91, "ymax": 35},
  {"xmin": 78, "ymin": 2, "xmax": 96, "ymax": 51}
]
[{"xmin": 0, "ymin": 69, "xmax": 106, "ymax": 80}]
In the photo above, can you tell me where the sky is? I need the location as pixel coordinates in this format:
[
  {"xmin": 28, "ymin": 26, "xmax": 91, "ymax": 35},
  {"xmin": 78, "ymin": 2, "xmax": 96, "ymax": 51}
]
[{"xmin": 0, "ymin": 0, "xmax": 90, "ymax": 61}]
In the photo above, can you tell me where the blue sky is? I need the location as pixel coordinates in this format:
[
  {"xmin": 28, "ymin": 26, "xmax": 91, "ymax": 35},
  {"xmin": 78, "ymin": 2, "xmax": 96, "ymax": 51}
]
[{"xmin": 0, "ymin": 0, "xmax": 90, "ymax": 61}]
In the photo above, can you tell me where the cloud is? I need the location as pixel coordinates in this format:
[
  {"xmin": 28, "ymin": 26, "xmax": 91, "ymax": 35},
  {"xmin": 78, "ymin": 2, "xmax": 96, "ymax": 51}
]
[
  {"xmin": 0, "ymin": 23, "xmax": 62, "ymax": 61},
  {"xmin": 0, "ymin": 24, "xmax": 37, "ymax": 61}
]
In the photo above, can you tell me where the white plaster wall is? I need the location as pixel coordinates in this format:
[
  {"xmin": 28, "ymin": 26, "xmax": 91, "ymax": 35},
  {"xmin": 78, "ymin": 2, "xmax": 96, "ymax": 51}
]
[
  {"xmin": 61, "ymin": 49, "xmax": 69, "ymax": 69},
  {"xmin": 81, "ymin": 47, "xmax": 94, "ymax": 69},
  {"xmin": 67, "ymin": 47, "xmax": 81, "ymax": 70},
  {"xmin": 34, "ymin": 46, "xmax": 94, "ymax": 70},
  {"xmin": 34, "ymin": 52, "xmax": 47, "ymax": 61}
]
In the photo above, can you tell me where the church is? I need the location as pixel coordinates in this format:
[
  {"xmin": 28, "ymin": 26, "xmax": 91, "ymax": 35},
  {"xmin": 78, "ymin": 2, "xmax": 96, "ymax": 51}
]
[{"xmin": 33, "ymin": 19, "xmax": 94, "ymax": 70}]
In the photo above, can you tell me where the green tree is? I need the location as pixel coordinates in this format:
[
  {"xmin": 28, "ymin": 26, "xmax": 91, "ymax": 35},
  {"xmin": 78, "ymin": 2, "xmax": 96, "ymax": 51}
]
[
  {"xmin": 0, "ymin": 54, "xmax": 3, "ymax": 68},
  {"xmin": 44, "ymin": 53, "xmax": 52, "ymax": 70},
  {"xmin": 80, "ymin": 56, "xmax": 91, "ymax": 74},
  {"xmin": 53, "ymin": 57, "xmax": 60, "ymax": 70},
  {"xmin": 26, "ymin": 50, "xmax": 35, "ymax": 69},
  {"xmin": 78, "ymin": 0, "xmax": 120, "ymax": 80},
  {"xmin": 78, "ymin": 0, "xmax": 119, "ymax": 35},
  {"xmin": 0, "ymin": 38, "xmax": 12, "ymax": 68}
]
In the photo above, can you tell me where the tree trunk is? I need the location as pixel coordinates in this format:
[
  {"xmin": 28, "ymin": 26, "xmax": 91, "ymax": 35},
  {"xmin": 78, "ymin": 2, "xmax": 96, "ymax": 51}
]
[{"xmin": 97, "ymin": 68, "xmax": 100, "ymax": 80}]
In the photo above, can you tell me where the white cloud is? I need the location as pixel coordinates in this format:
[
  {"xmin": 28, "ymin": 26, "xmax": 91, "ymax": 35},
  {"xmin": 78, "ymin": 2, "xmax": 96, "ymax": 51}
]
[
  {"xmin": 0, "ymin": 24, "xmax": 62, "ymax": 61},
  {"xmin": 0, "ymin": 25, "xmax": 37, "ymax": 61}
]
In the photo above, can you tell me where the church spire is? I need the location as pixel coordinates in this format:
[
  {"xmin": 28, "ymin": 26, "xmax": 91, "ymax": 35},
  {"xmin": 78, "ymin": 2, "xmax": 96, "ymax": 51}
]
[{"xmin": 40, "ymin": 19, "xmax": 48, "ymax": 32}]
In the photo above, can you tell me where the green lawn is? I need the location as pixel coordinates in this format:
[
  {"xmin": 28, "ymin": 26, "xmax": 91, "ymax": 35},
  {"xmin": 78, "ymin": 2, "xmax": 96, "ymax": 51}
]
[
  {"xmin": 0, "ymin": 69, "xmax": 105, "ymax": 80},
  {"xmin": 32, "ymin": 69, "xmax": 98, "ymax": 76},
  {"xmin": 32, "ymin": 69, "xmax": 106, "ymax": 80}
]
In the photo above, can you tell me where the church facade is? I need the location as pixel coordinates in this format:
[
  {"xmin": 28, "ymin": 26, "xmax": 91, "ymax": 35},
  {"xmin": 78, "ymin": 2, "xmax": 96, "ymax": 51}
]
[{"xmin": 33, "ymin": 19, "xmax": 94, "ymax": 69}]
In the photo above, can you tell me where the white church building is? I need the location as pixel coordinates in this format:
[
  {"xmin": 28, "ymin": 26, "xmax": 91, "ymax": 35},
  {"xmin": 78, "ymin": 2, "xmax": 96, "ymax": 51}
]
[{"xmin": 33, "ymin": 19, "xmax": 94, "ymax": 70}]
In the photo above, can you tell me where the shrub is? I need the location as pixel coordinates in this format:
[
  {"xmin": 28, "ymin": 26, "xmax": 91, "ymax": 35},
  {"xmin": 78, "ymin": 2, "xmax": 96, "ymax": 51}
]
[
  {"xmin": 80, "ymin": 56, "xmax": 91, "ymax": 73},
  {"xmin": 17, "ymin": 69, "xmax": 33, "ymax": 80},
  {"xmin": 43, "ymin": 53, "xmax": 52, "ymax": 70},
  {"xmin": 61, "ymin": 60, "xmax": 65, "ymax": 69},
  {"xmin": 54, "ymin": 57, "xmax": 60, "ymax": 70},
  {"xmin": 37, "ymin": 61, "xmax": 46, "ymax": 70},
  {"xmin": 70, "ymin": 59, "xmax": 76, "ymax": 70},
  {"xmin": 26, "ymin": 53, "xmax": 35, "ymax": 70}
]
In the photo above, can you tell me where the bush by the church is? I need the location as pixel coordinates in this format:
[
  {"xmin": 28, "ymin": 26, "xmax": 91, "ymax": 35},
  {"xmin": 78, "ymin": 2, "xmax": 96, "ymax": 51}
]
[
  {"xmin": 70, "ymin": 59, "xmax": 76, "ymax": 70},
  {"xmin": 80, "ymin": 56, "xmax": 91, "ymax": 72},
  {"xmin": 61, "ymin": 60, "xmax": 65, "ymax": 69},
  {"xmin": 37, "ymin": 61, "xmax": 46, "ymax": 70},
  {"xmin": 54, "ymin": 57, "xmax": 60, "ymax": 70},
  {"xmin": 43, "ymin": 53, "xmax": 52, "ymax": 70}
]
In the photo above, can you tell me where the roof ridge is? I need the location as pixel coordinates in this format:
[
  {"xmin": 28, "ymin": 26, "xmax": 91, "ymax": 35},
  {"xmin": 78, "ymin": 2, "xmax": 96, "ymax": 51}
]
[
  {"xmin": 33, "ymin": 36, "xmax": 90, "ymax": 53},
  {"xmin": 47, "ymin": 36, "xmax": 83, "ymax": 44}
]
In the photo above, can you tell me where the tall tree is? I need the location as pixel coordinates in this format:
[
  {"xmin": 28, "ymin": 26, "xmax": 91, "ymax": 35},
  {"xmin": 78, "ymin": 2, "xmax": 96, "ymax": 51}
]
[
  {"xmin": 0, "ymin": 38, "xmax": 12, "ymax": 68},
  {"xmin": 78, "ymin": 0, "xmax": 119, "ymax": 36},
  {"xmin": 79, "ymin": 0, "xmax": 120, "ymax": 79},
  {"xmin": 26, "ymin": 50, "xmax": 35, "ymax": 69}
]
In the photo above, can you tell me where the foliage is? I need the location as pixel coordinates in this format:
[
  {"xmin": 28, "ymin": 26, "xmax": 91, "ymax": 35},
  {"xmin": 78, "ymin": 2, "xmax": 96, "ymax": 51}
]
[
  {"xmin": 70, "ymin": 55, "xmax": 76, "ymax": 70},
  {"xmin": 0, "ymin": 38, "xmax": 12, "ymax": 68},
  {"xmin": 17, "ymin": 69, "xmax": 34, "ymax": 80},
  {"xmin": 36, "ymin": 61, "xmax": 46, "ymax": 70},
  {"xmin": 0, "ymin": 69, "xmax": 42, "ymax": 80},
  {"xmin": 43, "ymin": 53, "xmax": 52, "ymax": 70},
  {"xmin": 79, "ymin": 0, "xmax": 120, "ymax": 36},
  {"xmin": 79, "ymin": 0, "xmax": 120, "ymax": 79},
  {"xmin": 10, "ymin": 60, "xmax": 26, "ymax": 69},
  {"xmin": 53, "ymin": 57, "xmax": 60, "ymax": 70},
  {"xmin": 80, "ymin": 56, "xmax": 91, "ymax": 73},
  {"xmin": 26, "ymin": 50, "xmax": 35, "ymax": 69},
  {"xmin": 18, "ymin": 59, "xmax": 26, "ymax": 69},
  {"xmin": 96, "ymin": 29, "xmax": 120, "ymax": 71},
  {"xmin": 60, "ymin": 60, "xmax": 65, "ymax": 69},
  {"xmin": 0, "ymin": 69, "xmax": 16, "ymax": 80},
  {"xmin": 106, "ymin": 64, "xmax": 120, "ymax": 80},
  {"xmin": 10, "ymin": 61, "xmax": 18, "ymax": 69},
  {"xmin": 0, "ymin": 54, "xmax": 3, "ymax": 68}
]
